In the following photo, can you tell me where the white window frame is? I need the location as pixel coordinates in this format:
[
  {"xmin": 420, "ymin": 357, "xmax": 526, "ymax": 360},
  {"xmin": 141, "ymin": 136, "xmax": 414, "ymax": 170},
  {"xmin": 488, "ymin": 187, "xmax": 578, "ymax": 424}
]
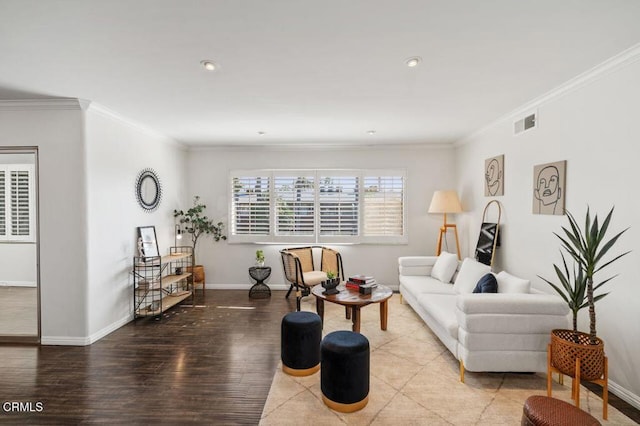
[
  {"xmin": 0, "ymin": 164, "xmax": 36, "ymax": 242},
  {"xmin": 229, "ymin": 169, "xmax": 407, "ymax": 244}
]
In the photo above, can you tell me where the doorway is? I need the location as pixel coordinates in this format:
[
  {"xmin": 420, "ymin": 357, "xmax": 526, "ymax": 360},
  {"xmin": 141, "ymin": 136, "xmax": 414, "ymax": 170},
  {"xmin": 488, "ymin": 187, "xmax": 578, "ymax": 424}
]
[{"xmin": 0, "ymin": 147, "xmax": 39, "ymax": 343}]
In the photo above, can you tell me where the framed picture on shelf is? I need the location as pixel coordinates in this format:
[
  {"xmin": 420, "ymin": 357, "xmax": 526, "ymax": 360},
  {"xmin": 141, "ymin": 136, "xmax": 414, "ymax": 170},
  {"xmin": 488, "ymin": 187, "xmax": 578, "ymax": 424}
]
[{"xmin": 137, "ymin": 226, "xmax": 159, "ymax": 259}]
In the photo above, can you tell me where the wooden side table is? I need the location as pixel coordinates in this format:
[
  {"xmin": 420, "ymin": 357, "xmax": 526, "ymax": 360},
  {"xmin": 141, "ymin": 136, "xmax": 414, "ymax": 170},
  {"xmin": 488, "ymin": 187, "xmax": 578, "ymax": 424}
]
[{"xmin": 249, "ymin": 266, "xmax": 271, "ymax": 299}]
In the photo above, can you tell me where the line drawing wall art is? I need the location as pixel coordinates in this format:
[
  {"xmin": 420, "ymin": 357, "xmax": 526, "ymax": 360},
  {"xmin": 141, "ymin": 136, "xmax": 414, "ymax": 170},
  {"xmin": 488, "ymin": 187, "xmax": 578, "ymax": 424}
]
[
  {"xmin": 532, "ymin": 160, "xmax": 566, "ymax": 215},
  {"xmin": 484, "ymin": 155, "xmax": 504, "ymax": 196}
]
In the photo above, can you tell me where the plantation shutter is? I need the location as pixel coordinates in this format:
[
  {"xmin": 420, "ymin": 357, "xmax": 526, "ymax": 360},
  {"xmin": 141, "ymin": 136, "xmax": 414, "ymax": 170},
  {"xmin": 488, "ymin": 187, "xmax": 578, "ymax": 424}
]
[
  {"xmin": 0, "ymin": 169, "xmax": 5, "ymax": 237},
  {"xmin": 228, "ymin": 169, "xmax": 406, "ymax": 244},
  {"xmin": 230, "ymin": 175, "xmax": 270, "ymax": 236},
  {"xmin": 318, "ymin": 175, "xmax": 359, "ymax": 236},
  {"xmin": 11, "ymin": 170, "xmax": 31, "ymax": 237},
  {"xmin": 0, "ymin": 165, "xmax": 34, "ymax": 242},
  {"xmin": 274, "ymin": 175, "xmax": 315, "ymax": 236},
  {"xmin": 363, "ymin": 175, "xmax": 404, "ymax": 237}
]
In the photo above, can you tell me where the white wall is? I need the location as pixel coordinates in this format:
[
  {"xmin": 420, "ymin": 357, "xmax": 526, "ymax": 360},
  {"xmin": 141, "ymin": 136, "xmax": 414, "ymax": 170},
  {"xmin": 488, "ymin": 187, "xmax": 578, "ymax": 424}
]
[
  {"xmin": 0, "ymin": 100, "xmax": 88, "ymax": 342},
  {"xmin": 84, "ymin": 105, "xmax": 187, "ymax": 341},
  {"xmin": 186, "ymin": 146, "xmax": 456, "ymax": 290},
  {"xmin": 456, "ymin": 55, "xmax": 640, "ymax": 407}
]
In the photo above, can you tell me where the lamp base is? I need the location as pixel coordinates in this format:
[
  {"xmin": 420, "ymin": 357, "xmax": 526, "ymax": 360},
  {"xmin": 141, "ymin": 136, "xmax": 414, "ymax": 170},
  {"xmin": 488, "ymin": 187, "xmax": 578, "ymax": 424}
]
[{"xmin": 436, "ymin": 223, "xmax": 461, "ymax": 260}]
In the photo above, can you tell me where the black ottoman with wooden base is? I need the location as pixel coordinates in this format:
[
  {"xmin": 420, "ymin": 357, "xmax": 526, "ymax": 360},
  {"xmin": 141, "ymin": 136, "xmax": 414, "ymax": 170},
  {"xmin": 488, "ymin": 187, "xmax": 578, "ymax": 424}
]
[
  {"xmin": 320, "ymin": 330, "xmax": 370, "ymax": 413},
  {"xmin": 522, "ymin": 395, "xmax": 601, "ymax": 426},
  {"xmin": 281, "ymin": 311, "xmax": 322, "ymax": 376}
]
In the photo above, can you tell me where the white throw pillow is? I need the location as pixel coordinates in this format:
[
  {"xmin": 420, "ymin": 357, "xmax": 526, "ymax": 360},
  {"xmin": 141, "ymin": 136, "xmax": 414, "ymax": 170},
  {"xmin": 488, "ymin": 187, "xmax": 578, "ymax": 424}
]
[
  {"xmin": 430, "ymin": 251, "xmax": 458, "ymax": 283},
  {"xmin": 453, "ymin": 258, "xmax": 492, "ymax": 294},
  {"xmin": 496, "ymin": 271, "xmax": 531, "ymax": 293}
]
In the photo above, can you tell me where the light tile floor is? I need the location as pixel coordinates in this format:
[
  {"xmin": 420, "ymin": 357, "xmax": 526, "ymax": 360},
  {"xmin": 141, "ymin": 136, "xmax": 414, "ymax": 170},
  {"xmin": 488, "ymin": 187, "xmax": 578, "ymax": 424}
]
[{"xmin": 260, "ymin": 294, "xmax": 634, "ymax": 425}]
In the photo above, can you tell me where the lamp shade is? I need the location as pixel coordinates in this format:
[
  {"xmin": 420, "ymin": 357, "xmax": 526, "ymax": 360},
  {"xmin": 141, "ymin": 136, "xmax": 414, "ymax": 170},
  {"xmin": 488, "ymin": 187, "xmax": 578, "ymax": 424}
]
[{"xmin": 428, "ymin": 190, "xmax": 462, "ymax": 214}]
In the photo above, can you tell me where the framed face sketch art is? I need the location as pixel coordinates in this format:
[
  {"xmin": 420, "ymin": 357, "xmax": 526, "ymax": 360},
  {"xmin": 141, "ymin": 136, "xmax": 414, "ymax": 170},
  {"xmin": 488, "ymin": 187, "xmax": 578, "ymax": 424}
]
[
  {"xmin": 484, "ymin": 155, "xmax": 504, "ymax": 196},
  {"xmin": 532, "ymin": 160, "xmax": 566, "ymax": 215},
  {"xmin": 137, "ymin": 226, "xmax": 159, "ymax": 259}
]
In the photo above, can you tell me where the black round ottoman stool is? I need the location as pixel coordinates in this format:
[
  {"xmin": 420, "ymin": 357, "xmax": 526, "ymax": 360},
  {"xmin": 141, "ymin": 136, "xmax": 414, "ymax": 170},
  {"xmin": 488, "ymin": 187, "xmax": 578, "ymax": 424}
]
[
  {"xmin": 320, "ymin": 330, "xmax": 370, "ymax": 413},
  {"xmin": 281, "ymin": 311, "xmax": 322, "ymax": 376},
  {"xmin": 522, "ymin": 395, "xmax": 601, "ymax": 426}
]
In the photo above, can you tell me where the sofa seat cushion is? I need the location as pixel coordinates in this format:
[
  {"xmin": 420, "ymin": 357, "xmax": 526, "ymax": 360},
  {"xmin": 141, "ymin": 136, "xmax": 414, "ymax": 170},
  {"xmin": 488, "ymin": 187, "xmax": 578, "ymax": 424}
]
[
  {"xmin": 400, "ymin": 276, "xmax": 456, "ymax": 299},
  {"xmin": 417, "ymin": 293, "xmax": 458, "ymax": 339}
]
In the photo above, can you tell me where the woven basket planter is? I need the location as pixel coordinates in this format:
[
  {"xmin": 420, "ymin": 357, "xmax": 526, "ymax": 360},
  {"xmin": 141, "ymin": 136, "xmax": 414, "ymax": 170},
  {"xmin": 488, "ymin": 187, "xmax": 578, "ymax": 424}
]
[
  {"xmin": 550, "ymin": 329, "xmax": 605, "ymax": 381},
  {"xmin": 187, "ymin": 265, "xmax": 205, "ymax": 283}
]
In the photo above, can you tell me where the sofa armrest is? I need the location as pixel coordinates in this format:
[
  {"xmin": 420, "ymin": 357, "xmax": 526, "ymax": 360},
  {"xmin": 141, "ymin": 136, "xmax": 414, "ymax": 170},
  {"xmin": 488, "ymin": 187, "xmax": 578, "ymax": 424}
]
[
  {"xmin": 398, "ymin": 256, "xmax": 437, "ymax": 277},
  {"xmin": 456, "ymin": 293, "xmax": 569, "ymax": 316}
]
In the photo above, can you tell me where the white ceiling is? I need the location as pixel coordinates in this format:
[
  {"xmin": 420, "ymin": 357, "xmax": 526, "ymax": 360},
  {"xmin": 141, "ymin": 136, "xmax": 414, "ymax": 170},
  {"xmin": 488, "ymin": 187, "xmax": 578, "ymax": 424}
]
[{"xmin": 1, "ymin": 0, "xmax": 640, "ymax": 147}]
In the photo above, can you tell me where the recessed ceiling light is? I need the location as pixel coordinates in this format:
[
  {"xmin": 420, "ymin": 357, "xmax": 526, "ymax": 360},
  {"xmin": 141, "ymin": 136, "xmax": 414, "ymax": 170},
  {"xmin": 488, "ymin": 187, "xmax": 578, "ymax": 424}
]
[
  {"xmin": 405, "ymin": 56, "xmax": 421, "ymax": 67},
  {"xmin": 200, "ymin": 60, "xmax": 218, "ymax": 71},
  {"xmin": 367, "ymin": 130, "xmax": 376, "ymax": 135}
]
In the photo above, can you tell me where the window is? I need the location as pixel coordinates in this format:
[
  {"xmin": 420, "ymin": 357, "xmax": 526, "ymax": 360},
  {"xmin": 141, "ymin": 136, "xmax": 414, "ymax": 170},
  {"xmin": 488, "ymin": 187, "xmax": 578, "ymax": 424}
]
[
  {"xmin": 229, "ymin": 169, "xmax": 406, "ymax": 244},
  {"xmin": 0, "ymin": 164, "xmax": 35, "ymax": 242}
]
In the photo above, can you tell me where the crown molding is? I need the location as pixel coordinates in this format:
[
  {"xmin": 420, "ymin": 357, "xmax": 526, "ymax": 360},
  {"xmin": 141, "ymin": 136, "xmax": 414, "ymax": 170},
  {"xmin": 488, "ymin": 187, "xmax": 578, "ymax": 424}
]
[
  {"xmin": 456, "ymin": 42, "xmax": 640, "ymax": 147},
  {"xmin": 0, "ymin": 98, "xmax": 88, "ymax": 111},
  {"xmin": 86, "ymin": 102, "xmax": 185, "ymax": 149},
  {"xmin": 187, "ymin": 141, "xmax": 453, "ymax": 153}
]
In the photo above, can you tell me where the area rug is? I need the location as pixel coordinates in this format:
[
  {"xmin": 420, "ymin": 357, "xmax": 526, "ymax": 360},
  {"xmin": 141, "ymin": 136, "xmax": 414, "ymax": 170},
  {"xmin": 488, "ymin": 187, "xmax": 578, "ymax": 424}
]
[{"xmin": 260, "ymin": 294, "xmax": 634, "ymax": 425}]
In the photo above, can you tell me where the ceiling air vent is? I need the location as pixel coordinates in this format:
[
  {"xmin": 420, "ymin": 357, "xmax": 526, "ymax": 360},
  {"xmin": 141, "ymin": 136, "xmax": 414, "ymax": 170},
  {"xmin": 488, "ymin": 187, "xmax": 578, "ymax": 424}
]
[{"xmin": 514, "ymin": 112, "xmax": 537, "ymax": 135}]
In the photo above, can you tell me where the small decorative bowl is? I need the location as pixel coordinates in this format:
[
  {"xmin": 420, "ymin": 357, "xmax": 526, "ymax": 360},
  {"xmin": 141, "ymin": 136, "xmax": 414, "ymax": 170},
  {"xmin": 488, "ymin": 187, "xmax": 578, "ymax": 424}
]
[{"xmin": 322, "ymin": 278, "xmax": 340, "ymax": 295}]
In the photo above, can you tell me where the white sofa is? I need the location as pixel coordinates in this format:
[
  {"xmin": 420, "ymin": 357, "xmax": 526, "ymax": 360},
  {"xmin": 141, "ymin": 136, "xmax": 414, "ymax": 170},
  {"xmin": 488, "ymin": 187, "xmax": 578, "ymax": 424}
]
[{"xmin": 398, "ymin": 254, "xmax": 569, "ymax": 381}]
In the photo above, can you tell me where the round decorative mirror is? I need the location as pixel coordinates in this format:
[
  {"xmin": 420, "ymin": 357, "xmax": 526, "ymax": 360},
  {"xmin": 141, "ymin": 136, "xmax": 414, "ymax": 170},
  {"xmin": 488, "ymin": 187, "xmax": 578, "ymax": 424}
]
[{"xmin": 135, "ymin": 168, "xmax": 162, "ymax": 212}]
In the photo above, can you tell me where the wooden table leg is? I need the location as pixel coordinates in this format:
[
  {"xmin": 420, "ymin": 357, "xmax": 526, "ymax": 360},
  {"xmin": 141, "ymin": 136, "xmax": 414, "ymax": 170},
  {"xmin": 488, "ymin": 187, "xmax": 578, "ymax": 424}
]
[
  {"xmin": 345, "ymin": 306, "xmax": 351, "ymax": 320},
  {"xmin": 380, "ymin": 300, "xmax": 388, "ymax": 331},
  {"xmin": 352, "ymin": 306, "xmax": 360, "ymax": 333},
  {"xmin": 316, "ymin": 298, "xmax": 324, "ymax": 328}
]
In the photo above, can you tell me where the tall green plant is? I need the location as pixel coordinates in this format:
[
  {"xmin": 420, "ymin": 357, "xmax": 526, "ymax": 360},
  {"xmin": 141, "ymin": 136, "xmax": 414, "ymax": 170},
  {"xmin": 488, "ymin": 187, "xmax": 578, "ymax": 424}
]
[
  {"xmin": 539, "ymin": 253, "xmax": 602, "ymax": 334},
  {"xmin": 550, "ymin": 206, "xmax": 629, "ymax": 344},
  {"xmin": 173, "ymin": 196, "xmax": 226, "ymax": 264}
]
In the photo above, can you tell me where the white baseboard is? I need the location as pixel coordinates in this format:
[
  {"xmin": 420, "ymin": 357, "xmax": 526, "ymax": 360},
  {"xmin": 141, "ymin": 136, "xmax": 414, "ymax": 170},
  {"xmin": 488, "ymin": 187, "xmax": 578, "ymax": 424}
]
[
  {"xmin": 205, "ymin": 283, "xmax": 290, "ymax": 291},
  {"xmin": 42, "ymin": 315, "xmax": 132, "ymax": 346},
  {"xmin": 609, "ymin": 379, "xmax": 640, "ymax": 411},
  {"xmin": 87, "ymin": 315, "xmax": 132, "ymax": 345},
  {"xmin": 41, "ymin": 336, "xmax": 90, "ymax": 346},
  {"xmin": 0, "ymin": 280, "xmax": 36, "ymax": 287}
]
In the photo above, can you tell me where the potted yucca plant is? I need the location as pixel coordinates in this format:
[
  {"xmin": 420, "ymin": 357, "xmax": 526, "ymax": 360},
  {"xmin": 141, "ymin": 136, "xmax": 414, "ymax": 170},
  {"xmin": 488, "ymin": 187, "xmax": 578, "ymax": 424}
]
[{"xmin": 541, "ymin": 206, "xmax": 628, "ymax": 380}]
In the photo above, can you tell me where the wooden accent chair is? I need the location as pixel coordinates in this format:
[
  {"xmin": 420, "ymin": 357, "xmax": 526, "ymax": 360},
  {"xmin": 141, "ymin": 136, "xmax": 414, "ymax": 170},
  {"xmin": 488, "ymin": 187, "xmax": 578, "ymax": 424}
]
[{"xmin": 280, "ymin": 246, "xmax": 344, "ymax": 311}]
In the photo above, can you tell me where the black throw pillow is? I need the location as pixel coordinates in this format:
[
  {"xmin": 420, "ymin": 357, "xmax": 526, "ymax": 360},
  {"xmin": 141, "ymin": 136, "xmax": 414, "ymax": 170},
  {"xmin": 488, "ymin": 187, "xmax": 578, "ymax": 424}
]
[{"xmin": 473, "ymin": 273, "xmax": 498, "ymax": 293}]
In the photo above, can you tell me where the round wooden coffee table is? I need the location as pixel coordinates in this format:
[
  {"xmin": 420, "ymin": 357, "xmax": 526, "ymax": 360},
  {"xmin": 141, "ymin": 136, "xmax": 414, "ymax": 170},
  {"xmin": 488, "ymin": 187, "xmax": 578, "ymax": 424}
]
[{"xmin": 311, "ymin": 284, "xmax": 393, "ymax": 333}]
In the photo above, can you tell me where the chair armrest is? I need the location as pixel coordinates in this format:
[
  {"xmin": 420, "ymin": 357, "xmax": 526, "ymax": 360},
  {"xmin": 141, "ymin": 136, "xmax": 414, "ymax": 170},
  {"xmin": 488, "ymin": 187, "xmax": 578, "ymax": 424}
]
[{"xmin": 398, "ymin": 256, "xmax": 437, "ymax": 276}]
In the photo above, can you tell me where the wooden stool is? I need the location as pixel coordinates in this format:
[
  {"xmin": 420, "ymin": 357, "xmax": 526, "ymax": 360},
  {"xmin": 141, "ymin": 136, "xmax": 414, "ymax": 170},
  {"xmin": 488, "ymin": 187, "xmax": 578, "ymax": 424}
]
[{"xmin": 522, "ymin": 396, "xmax": 601, "ymax": 426}]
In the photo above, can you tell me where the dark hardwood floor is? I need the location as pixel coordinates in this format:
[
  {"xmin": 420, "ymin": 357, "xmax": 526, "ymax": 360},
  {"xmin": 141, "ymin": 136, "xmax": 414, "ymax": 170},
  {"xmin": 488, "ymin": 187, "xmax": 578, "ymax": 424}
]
[
  {"xmin": 1, "ymin": 290, "xmax": 296, "ymax": 425},
  {"xmin": 1, "ymin": 289, "xmax": 638, "ymax": 424}
]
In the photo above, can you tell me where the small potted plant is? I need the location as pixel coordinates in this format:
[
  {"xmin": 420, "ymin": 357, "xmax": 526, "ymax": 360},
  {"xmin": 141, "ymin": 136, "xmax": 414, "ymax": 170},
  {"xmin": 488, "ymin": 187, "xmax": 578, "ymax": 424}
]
[
  {"xmin": 255, "ymin": 249, "xmax": 265, "ymax": 267},
  {"xmin": 322, "ymin": 271, "xmax": 340, "ymax": 295}
]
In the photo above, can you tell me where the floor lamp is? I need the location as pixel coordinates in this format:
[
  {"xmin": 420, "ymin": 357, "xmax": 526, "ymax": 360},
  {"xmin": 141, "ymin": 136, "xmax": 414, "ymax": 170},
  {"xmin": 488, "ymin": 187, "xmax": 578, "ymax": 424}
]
[{"xmin": 428, "ymin": 190, "xmax": 462, "ymax": 259}]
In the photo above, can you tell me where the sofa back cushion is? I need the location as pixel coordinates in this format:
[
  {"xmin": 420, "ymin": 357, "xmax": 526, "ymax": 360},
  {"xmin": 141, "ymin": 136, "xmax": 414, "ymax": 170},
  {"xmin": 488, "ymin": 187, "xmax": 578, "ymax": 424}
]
[
  {"xmin": 496, "ymin": 271, "xmax": 531, "ymax": 293},
  {"xmin": 430, "ymin": 251, "xmax": 458, "ymax": 283},
  {"xmin": 472, "ymin": 273, "xmax": 498, "ymax": 293},
  {"xmin": 453, "ymin": 258, "xmax": 492, "ymax": 293}
]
